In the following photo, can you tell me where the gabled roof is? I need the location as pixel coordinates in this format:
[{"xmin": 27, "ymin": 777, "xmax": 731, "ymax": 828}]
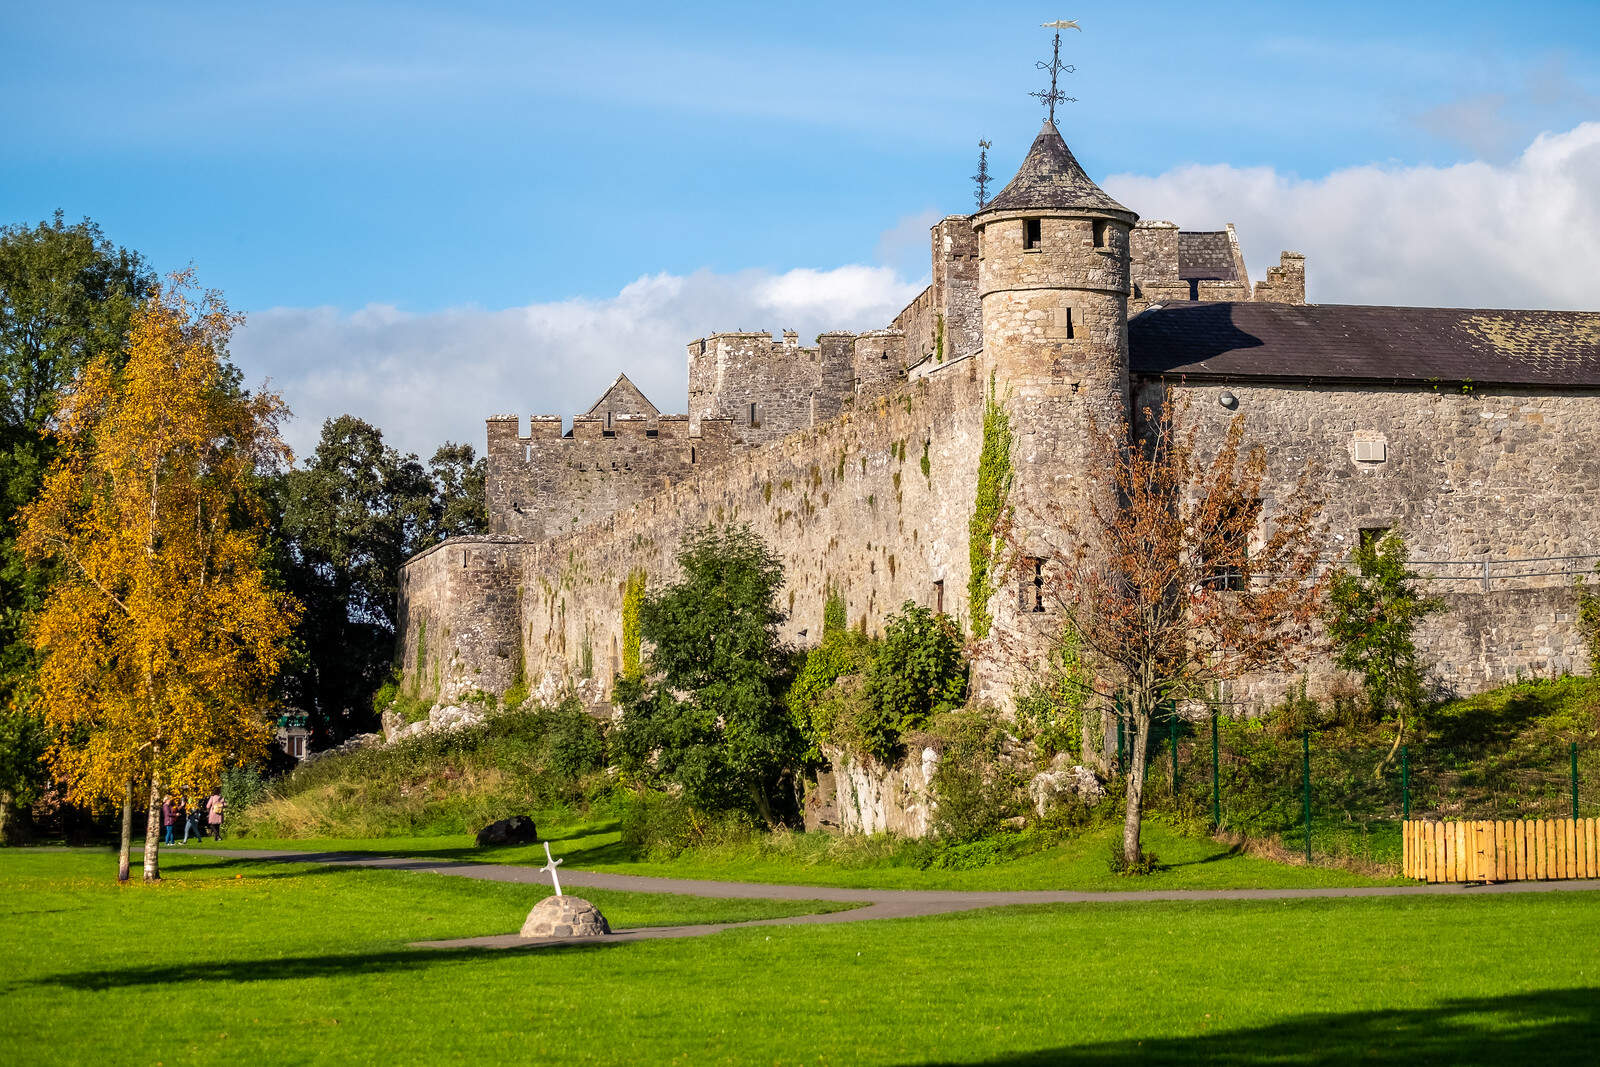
[
  {"xmin": 976, "ymin": 120, "xmax": 1135, "ymax": 220},
  {"xmin": 1129, "ymin": 302, "xmax": 1600, "ymax": 387},
  {"xmin": 582, "ymin": 373, "xmax": 660, "ymax": 419}
]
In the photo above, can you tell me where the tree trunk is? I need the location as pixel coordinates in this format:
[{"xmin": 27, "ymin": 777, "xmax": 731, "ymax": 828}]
[
  {"xmin": 0, "ymin": 790, "xmax": 19, "ymax": 846},
  {"xmin": 1375, "ymin": 714, "xmax": 1405, "ymax": 779},
  {"xmin": 117, "ymin": 778, "xmax": 135, "ymax": 882},
  {"xmin": 1122, "ymin": 710, "xmax": 1154, "ymax": 867},
  {"xmin": 142, "ymin": 772, "xmax": 162, "ymax": 882}
]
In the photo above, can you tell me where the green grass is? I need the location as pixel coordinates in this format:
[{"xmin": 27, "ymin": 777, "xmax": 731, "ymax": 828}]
[
  {"xmin": 3, "ymin": 848, "xmax": 1597, "ymax": 1064},
  {"xmin": 218, "ymin": 815, "xmax": 1400, "ymax": 891}
]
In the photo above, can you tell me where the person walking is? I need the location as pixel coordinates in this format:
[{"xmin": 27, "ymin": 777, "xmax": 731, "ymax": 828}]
[
  {"xmin": 161, "ymin": 795, "xmax": 175, "ymax": 845},
  {"xmin": 182, "ymin": 795, "xmax": 202, "ymax": 844},
  {"xmin": 171, "ymin": 796, "xmax": 187, "ymax": 845},
  {"xmin": 207, "ymin": 790, "xmax": 225, "ymax": 841}
]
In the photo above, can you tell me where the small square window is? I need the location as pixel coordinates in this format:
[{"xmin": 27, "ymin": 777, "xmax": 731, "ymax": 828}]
[{"xmin": 1023, "ymin": 219, "xmax": 1042, "ymax": 251}]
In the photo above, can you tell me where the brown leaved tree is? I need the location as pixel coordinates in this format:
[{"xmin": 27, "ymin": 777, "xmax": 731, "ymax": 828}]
[{"xmin": 1008, "ymin": 390, "xmax": 1328, "ymax": 868}]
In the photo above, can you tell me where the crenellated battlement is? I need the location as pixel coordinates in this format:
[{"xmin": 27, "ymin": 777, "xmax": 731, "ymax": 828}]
[{"xmin": 486, "ymin": 409, "xmax": 735, "ymax": 539}]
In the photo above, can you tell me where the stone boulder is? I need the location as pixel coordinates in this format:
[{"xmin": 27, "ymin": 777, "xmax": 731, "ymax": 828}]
[
  {"xmin": 475, "ymin": 815, "xmax": 539, "ymax": 847},
  {"xmin": 519, "ymin": 896, "xmax": 611, "ymax": 939},
  {"xmin": 1029, "ymin": 756, "xmax": 1107, "ymax": 817}
]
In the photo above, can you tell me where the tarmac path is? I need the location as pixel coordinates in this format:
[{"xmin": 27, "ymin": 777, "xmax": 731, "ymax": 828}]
[{"xmin": 217, "ymin": 847, "xmax": 1600, "ymax": 951}]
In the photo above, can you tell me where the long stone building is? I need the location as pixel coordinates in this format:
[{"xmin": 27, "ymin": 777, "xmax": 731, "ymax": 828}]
[{"xmin": 397, "ymin": 117, "xmax": 1600, "ymax": 722}]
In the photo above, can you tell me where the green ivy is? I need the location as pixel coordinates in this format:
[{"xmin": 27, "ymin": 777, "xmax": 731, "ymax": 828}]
[
  {"xmin": 920, "ymin": 439, "xmax": 931, "ymax": 482},
  {"xmin": 822, "ymin": 583, "xmax": 848, "ymax": 637},
  {"xmin": 967, "ymin": 378, "xmax": 1013, "ymax": 639},
  {"xmin": 1576, "ymin": 563, "xmax": 1600, "ymax": 674},
  {"xmin": 621, "ymin": 568, "xmax": 648, "ymax": 676},
  {"xmin": 934, "ymin": 312, "xmax": 946, "ymax": 364}
]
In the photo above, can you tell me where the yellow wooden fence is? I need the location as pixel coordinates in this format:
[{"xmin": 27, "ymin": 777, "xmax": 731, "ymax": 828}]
[{"xmin": 1403, "ymin": 818, "xmax": 1600, "ymax": 883}]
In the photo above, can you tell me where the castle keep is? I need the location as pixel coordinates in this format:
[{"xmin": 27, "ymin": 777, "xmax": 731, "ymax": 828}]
[{"xmin": 399, "ymin": 118, "xmax": 1600, "ymax": 726}]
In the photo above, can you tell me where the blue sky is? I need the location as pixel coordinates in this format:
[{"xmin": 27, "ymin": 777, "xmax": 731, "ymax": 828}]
[{"xmin": 3, "ymin": 1, "xmax": 1599, "ymax": 455}]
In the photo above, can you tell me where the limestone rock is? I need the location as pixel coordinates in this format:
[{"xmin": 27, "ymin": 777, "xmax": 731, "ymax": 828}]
[
  {"xmin": 475, "ymin": 815, "xmax": 539, "ymax": 847},
  {"xmin": 519, "ymin": 895, "xmax": 611, "ymax": 939},
  {"xmin": 1029, "ymin": 756, "xmax": 1107, "ymax": 817}
]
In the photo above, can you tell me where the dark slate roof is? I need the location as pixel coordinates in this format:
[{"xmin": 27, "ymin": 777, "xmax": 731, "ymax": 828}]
[
  {"xmin": 1177, "ymin": 231, "xmax": 1238, "ymax": 282},
  {"xmin": 1129, "ymin": 302, "xmax": 1600, "ymax": 387},
  {"xmin": 978, "ymin": 120, "xmax": 1135, "ymax": 219}
]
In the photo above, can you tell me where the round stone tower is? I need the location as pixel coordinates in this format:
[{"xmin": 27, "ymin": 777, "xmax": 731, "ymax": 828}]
[{"xmin": 970, "ymin": 120, "xmax": 1137, "ymax": 696}]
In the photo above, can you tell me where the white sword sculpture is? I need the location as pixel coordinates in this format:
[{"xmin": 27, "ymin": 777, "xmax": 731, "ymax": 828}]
[{"xmin": 541, "ymin": 841, "xmax": 565, "ymax": 897}]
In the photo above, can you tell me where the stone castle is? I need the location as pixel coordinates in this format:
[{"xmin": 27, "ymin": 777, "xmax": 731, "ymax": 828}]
[{"xmin": 398, "ymin": 117, "xmax": 1600, "ymax": 730}]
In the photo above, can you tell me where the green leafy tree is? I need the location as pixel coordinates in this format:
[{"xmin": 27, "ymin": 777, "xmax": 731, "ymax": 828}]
[
  {"xmin": 1325, "ymin": 532, "xmax": 1444, "ymax": 772},
  {"xmin": 0, "ymin": 213, "xmax": 152, "ymax": 838},
  {"xmin": 271, "ymin": 417, "xmax": 486, "ymax": 742},
  {"xmin": 787, "ymin": 628, "xmax": 872, "ymax": 761},
  {"xmin": 858, "ymin": 602, "xmax": 967, "ymax": 758},
  {"xmin": 613, "ymin": 525, "xmax": 800, "ymax": 824}
]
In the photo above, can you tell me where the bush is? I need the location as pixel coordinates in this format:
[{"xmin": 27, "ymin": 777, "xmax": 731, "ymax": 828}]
[
  {"xmin": 618, "ymin": 789, "xmax": 755, "ymax": 860},
  {"xmin": 1014, "ymin": 627, "xmax": 1089, "ymax": 761},
  {"xmin": 927, "ymin": 709, "xmax": 1025, "ymax": 842}
]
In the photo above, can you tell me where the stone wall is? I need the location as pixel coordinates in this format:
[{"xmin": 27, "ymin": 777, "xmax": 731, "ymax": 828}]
[
  {"xmin": 396, "ymin": 535, "xmax": 524, "ymax": 703},
  {"xmin": 1139, "ymin": 380, "xmax": 1600, "ymax": 705},
  {"xmin": 405, "ymin": 359, "xmax": 986, "ymax": 707},
  {"xmin": 688, "ymin": 330, "xmax": 857, "ymax": 444},
  {"xmin": 486, "ymin": 413, "xmax": 736, "ymax": 540}
]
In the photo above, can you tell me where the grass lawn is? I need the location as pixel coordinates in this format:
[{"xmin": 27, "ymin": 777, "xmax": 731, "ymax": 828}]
[
  {"xmin": 221, "ymin": 816, "xmax": 1403, "ymax": 891},
  {"xmin": 2, "ymin": 848, "xmax": 1597, "ymax": 1065}
]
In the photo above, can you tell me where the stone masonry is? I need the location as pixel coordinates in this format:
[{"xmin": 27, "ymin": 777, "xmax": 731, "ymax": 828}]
[{"xmin": 400, "ymin": 114, "xmax": 1599, "ymax": 729}]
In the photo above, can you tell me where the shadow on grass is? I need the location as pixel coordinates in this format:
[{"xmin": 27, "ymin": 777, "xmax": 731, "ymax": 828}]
[
  {"xmin": 28, "ymin": 942, "xmax": 616, "ymax": 992},
  {"xmin": 926, "ymin": 987, "xmax": 1600, "ymax": 1066}
]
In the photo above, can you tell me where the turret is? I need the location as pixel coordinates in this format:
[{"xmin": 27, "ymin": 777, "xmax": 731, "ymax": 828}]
[{"xmin": 970, "ymin": 120, "xmax": 1137, "ymax": 690}]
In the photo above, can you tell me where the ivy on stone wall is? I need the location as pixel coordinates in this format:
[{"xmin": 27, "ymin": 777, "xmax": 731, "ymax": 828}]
[
  {"xmin": 967, "ymin": 378, "xmax": 1013, "ymax": 640},
  {"xmin": 823, "ymin": 583, "xmax": 848, "ymax": 636},
  {"xmin": 621, "ymin": 568, "xmax": 648, "ymax": 676},
  {"xmin": 935, "ymin": 312, "xmax": 946, "ymax": 363}
]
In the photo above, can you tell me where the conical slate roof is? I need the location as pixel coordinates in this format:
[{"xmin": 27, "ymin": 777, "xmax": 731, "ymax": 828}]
[{"xmin": 978, "ymin": 120, "xmax": 1135, "ymax": 220}]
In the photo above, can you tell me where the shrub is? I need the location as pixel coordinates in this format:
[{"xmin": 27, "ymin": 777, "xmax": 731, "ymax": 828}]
[
  {"xmin": 1014, "ymin": 626, "xmax": 1089, "ymax": 760},
  {"xmin": 618, "ymin": 789, "xmax": 755, "ymax": 860},
  {"xmin": 1577, "ymin": 564, "xmax": 1600, "ymax": 675},
  {"xmin": 927, "ymin": 709, "xmax": 1025, "ymax": 842}
]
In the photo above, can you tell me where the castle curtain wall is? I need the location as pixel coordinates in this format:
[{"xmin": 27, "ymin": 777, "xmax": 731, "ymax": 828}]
[{"xmin": 401, "ymin": 363, "xmax": 985, "ymax": 708}]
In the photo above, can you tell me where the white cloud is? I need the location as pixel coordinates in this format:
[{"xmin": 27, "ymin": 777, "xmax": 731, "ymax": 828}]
[
  {"xmin": 232, "ymin": 265, "xmax": 922, "ymax": 462},
  {"xmin": 237, "ymin": 124, "xmax": 1600, "ymax": 463},
  {"xmin": 1103, "ymin": 122, "xmax": 1600, "ymax": 311}
]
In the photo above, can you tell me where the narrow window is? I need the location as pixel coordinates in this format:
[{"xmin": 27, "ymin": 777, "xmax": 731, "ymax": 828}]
[
  {"xmin": 1020, "ymin": 557, "xmax": 1045, "ymax": 613},
  {"xmin": 1359, "ymin": 526, "xmax": 1390, "ymax": 550},
  {"xmin": 606, "ymin": 411, "xmax": 613, "ymax": 428},
  {"xmin": 933, "ymin": 579, "xmax": 945, "ymax": 615},
  {"xmin": 1207, "ymin": 504, "xmax": 1252, "ymax": 591},
  {"xmin": 690, "ymin": 446, "xmax": 697, "ymax": 464},
  {"xmin": 1023, "ymin": 219, "xmax": 1042, "ymax": 250},
  {"xmin": 748, "ymin": 402, "xmax": 758, "ymax": 427},
  {"xmin": 645, "ymin": 428, "xmax": 658, "ymax": 438},
  {"xmin": 1093, "ymin": 219, "xmax": 1108, "ymax": 248},
  {"xmin": 1064, "ymin": 307, "xmax": 1074, "ymax": 340}
]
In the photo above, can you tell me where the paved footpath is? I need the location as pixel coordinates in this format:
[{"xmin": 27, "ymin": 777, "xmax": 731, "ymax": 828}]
[{"xmin": 220, "ymin": 848, "xmax": 1600, "ymax": 951}]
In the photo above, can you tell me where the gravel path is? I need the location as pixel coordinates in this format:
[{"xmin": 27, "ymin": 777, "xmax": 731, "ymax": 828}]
[{"xmin": 217, "ymin": 848, "xmax": 1600, "ymax": 951}]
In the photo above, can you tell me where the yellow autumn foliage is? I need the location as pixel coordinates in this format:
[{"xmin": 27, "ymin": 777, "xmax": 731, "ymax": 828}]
[{"xmin": 17, "ymin": 272, "xmax": 300, "ymax": 819}]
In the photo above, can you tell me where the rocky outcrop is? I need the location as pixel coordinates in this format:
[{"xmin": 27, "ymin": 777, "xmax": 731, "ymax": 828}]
[
  {"xmin": 1027, "ymin": 755, "xmax": 1107, "ymax": 817},
  {"xmin": 380, "ymin": 703, "xmax": 489, "ymax": 744},
  {"xmin": 810, "ymin": 745, "xmax": 939, "ymax": 837},
  {"xmin": 475, "ymin": 815, "xmax": 539, "ymax": 847}
]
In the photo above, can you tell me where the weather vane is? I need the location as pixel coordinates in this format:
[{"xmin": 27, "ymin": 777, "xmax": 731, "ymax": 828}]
[
  {"xmin": 972, "ymin": 140, "xmax": 992, "ymax": 210},
  {"xmin": 1030, "ymin": 19, "xmax": 1080, "ymax": 124}
]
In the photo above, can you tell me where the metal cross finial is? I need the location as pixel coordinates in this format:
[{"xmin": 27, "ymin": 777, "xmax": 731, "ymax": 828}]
[
  {"xmin": 540, "ymin": 840, "xmax": 565, "ymax": 897},
  {"xmin": 1030, "ymin": 19, "xmax": 1080, "ymax": 124}
]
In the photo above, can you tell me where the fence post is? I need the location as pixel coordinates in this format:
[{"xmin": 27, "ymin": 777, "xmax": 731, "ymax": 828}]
[
  {"xmin": 1302, "ymin": 729, "xmax": 1312, "ymax": 864},
  {"xmin": 1573, "ymin": 741, "xmax": 1580, "ymax": 822},
  {"xmin": 1170, "ymin": 704, "xmax": 1179, "ymax": 796},
  {"xmin": 1401, "ymin": 745, "xmax": 1410, "ymax": 820},
  {"xmin": 1211, "ymin": 708, "xmax": 1221, "ymax": 830}
]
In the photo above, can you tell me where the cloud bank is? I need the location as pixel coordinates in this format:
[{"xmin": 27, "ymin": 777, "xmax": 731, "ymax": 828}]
[{"xmin": 233, "ymin": 124, "xmax": 1600, "ymax": 462}]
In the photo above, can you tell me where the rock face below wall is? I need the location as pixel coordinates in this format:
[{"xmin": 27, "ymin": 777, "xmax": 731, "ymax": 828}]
[{"xmin": 807, "ymin": 745, "xmax": 939, "ymax": 837}]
